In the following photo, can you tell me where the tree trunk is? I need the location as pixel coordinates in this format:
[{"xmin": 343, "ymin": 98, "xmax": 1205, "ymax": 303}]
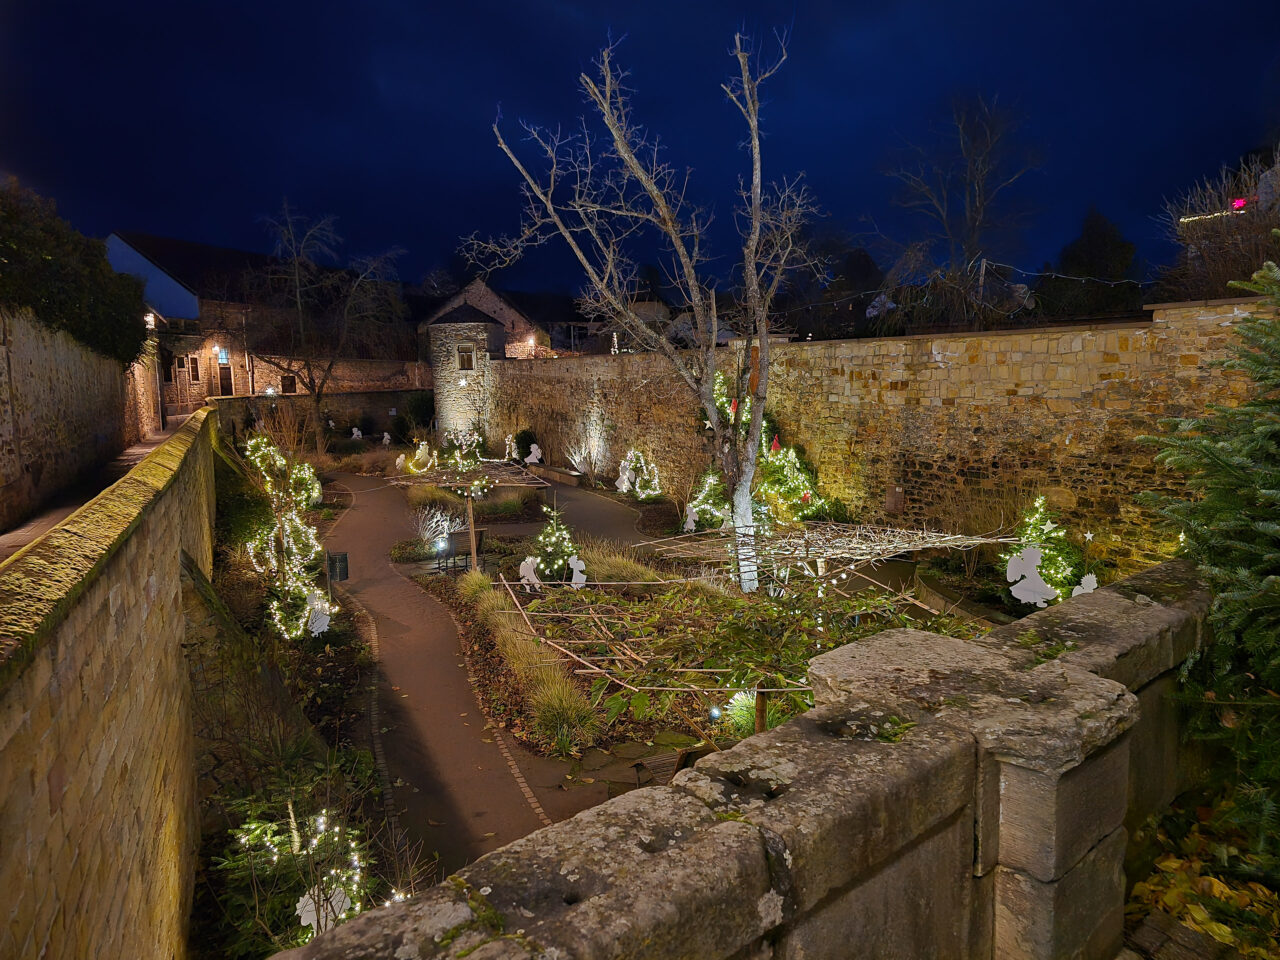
[
  {"xmin": 731, "ymin": 476, "xmax": 759, "ymax": 593},
  {"xmin": 467, "ymin": 495, "xmax": 478, "ymax": 570},
  {"xmin": 311, "ymin": 393, "xmax": 325, "ymax": 455},
  {"xmin": 754, "ymin": 690, "xmax": 768, "ymax": 734}
]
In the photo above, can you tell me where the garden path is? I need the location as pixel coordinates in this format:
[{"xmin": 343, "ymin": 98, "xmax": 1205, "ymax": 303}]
[
  {"xmin": 325, "ymin": 475, "xmax": 637, "ymax": 875},
  {"xmin": 0, "ymin": 418, "xmax": 185, "ymax": 562},
  {"xmin": 495, "ymin": 481, "xmax": 645, "ymax": 545}
]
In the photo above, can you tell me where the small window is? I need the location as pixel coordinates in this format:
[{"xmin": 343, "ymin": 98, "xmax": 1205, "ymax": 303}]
[
  {"xmin": 218, "ymin": 347, "xmax": 230, "ymax": 365},
  {"xmin": 176, "ymin": 356, "xmax": 185, "ymax": 369},
  {"xmin": 457, "ymin": 344, "xmax": 475, "ymax": 371},
  {"xmin": 163, "ymin": 361, "xmax": 173, "ymax": 383},
  {"xmin": 280, "ymin": 375, "xmax": 297, "ymax": 394},
  {"xmin": 189, "ymin": 356, "xmax": 200, "ymax": 381}
]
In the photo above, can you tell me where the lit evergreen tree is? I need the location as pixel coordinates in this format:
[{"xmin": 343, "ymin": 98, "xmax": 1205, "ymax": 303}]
[
  {"xmin": 534, "ymin": 506, "xmax": 578, "ymax": 582},
  {"xmin": 1143, "ymin": 247, "xmax": 1280, "ymax": 829},
  {"xmin": 1001, "ymin": 495, "xmax": 1083, "ymax": 603}
]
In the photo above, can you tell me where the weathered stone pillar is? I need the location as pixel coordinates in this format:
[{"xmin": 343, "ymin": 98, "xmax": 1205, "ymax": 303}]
[{"xmin": 810, "ymin": 629, "xmax": 1137, "ymax": 960}]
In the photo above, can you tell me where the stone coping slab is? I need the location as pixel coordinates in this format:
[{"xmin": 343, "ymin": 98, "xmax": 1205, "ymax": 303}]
[
  {"xmin": 0, "ymin": 407, "xmax": 213, "ymax": 689},
  {"xmin": 810, "ymin": 629, "xmax": 1137, "ymax": 775},
  {"xmin": 672, "ymin": 699, "xmax": 974, "ymax": 914}
]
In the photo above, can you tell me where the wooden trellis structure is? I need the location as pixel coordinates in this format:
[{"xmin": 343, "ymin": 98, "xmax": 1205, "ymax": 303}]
[{"xmin": 642, "ymin": 521, "xmax": 1018, "ymax": 592}]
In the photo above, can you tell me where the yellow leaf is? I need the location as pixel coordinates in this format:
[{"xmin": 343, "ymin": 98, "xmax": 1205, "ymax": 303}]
[
  {"xmin": 1187, "ymin": 903, "xmax": 1211, "ymax": 924},
  {"xmin": 1203, "ymin": 921, "xmax": 1236, "ymax": 945}
]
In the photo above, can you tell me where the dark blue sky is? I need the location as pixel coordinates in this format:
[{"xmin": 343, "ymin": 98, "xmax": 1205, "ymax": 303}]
[{"xmin": 3, "ymin": 1, "xmax": 1277, "ymax": 292}]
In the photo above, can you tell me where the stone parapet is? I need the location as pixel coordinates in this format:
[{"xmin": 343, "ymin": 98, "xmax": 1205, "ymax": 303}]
[
  {"xmin": 278, "ymin": 559, "xmax": 1209, "ymax": 960},
  {"xmin": 0, "ymin": 407, "xmax": 215, "ymax": 959}
]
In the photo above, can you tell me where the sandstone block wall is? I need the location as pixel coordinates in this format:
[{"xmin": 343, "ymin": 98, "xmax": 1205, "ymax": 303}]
[
  {"xmin": 0, "ymin": 308, "xmax": 163, "ymax": 530},
  {"xmin": 277, "ymin": 558, "xmax": 1209, "ymax": 960},
  {"xmin": 212, "ymin": 388, "xmax": 433, "ymax": 444},
  {"xmin": 486, "ymin": 299, "xmax": 1266, "ymax": 571},
  {"xmin": 0, "ymin": 408, "xmax": 216, "ymax": 960}
]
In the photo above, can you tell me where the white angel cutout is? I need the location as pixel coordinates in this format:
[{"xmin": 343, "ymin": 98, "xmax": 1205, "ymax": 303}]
[
  {"xmin": 351, "ymin": 426, "xmax": 362, "ymax": 439},
  {"xmin": 1071, "ymin": 573, "xmax": 1098, "ymax": 597},
  {"xmin": 382, "ymin": 432, "xmax": 392, "ymax": 446},
  {"xmin": 305, "ymin": 590, "xmax": 331, "ymax": 636},
  {"xmin": 1006, "ymin": 547, "xmax": 1058, "ymax": 608},
  {"xmin": 395, "ymin": 453, "xmax": 406, "ymax": 472},
  {"xmin": 567, "ymin": 555, "xmax": 587, "ymax": 589},
  {"xmin": 682, "ymin": 503, "xmax": 699, "ymax": 533},
  {"xmin": 615, "ymin": 460, "xmax": 635, "ymax": 493},
  {"xmin": 524, "ymin": 443, "xmax": 543, "ymax": 464},
  {"xmin": 296, "ymin": 883, "xmax": 351, "ymax": 934},
  {"xmin": 518, "ymin": 556, "xmax": 543, "ymax": 591}
]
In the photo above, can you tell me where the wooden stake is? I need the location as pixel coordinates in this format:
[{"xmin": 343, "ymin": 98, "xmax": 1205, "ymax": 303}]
[{"xmin": 467, "ymin": 493, "xmax": 477, "ymax": 570}]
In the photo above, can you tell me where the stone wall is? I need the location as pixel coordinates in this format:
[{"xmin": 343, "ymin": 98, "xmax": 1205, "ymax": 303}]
[
  {"xmin": 0, "ymin": 308, "xmax": 162, "ymax": 531},
  {"xmin": 488, "ymin": 298, "xmax": 1267, "ymax": 570},
  {"xmin": 277, "ymin": 558, "xmax": 1210, "ymax": 960},
  {"xmin": 211, "ymin": 388, "xmax": 433, "ymax": 444},
  {"xmin": 0, "ymin": 408, "xmax": 216, "ymax": 959}
]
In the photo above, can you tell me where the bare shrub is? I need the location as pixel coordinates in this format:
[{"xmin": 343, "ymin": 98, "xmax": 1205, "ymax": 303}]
[
  {"xmin": 566, "ymin": 437, "xmax": 608, "ymax": 486},
  {"xmin": 1161, "ymin": 146, "xmax": 1280, "ymax": 300},
  {"xmin": 414, "ymin": 506, "xmax": 463, "ymax": 544},
  {"xmin": 930, "ymin": 478, "xmax": 1036, "ymax": 577}
]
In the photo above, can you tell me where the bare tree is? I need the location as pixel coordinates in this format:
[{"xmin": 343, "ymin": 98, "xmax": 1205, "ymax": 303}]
[
  {"xmin": 247, "ymin": 204, "xmax": 406, "ymax": 451},
  {"xmin": 1160, "ymin": 145, "xmax": 1280, "ymax": 300},
  {"xmin": 890, "ymin": 96, "xmax": 1033, "ymax": 268},
  {"xmin": 464, "ymin": 34, "xmax": 820, "ymax": 591},
  {"xmin": 880, "ymin": 97, "xmax": 1035, "ymax": 331}
]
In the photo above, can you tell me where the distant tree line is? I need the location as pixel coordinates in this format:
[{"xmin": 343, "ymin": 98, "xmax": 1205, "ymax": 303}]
[{"xmin": 0, "ymin": 177, "xmax": 147, "ymax": 364}]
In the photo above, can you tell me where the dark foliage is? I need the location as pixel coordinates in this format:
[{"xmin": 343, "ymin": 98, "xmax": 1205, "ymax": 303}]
[
  {"xmin": 1141, "ymin": 248, "xmax": 1280, "ymax": 862},
  {"xmin": 1034, "ymin": 208, "xmax": 1143, "ymax": 316},
  {"xmin": 0, "ymin": 177, "xmax": 147, "ymax": 364},
  {"xmin": 513, "ymin": 428, "xmax": 537, "ymax": 461}
]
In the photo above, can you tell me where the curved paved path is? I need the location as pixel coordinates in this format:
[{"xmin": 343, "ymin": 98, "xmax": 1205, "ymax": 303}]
[{"xmin": 325, "ymin": 474, "xmax": 640, "ymax": 875}]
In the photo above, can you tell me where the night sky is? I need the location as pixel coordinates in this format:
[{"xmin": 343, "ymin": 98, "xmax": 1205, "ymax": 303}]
[{"xmin": 3, "ymin": 1, "xmax": 1278, "ymax": 293}]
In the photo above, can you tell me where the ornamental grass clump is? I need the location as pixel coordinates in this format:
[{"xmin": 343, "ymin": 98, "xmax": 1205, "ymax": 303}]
[
  {"xmin": 406, "ymin": 484, "xmax": 464, "ymax": 513},
  {"xmin": 455, "ymin": 571, "xmax": 597, "ymax": 755}
]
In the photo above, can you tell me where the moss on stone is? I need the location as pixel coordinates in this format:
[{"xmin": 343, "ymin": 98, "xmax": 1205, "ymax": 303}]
[{"xmin": 0, "ymin": 408, "xmax": 214, "ymax": 690}]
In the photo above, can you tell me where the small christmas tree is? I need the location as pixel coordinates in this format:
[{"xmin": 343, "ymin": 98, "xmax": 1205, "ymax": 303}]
[
  {"xmin": 534, "ymin": 506, "xmax": 578, "ymax": 581},
  {"xmin": 1001, "ymin": 495, "xmax": 1082, "ymax": 604}
]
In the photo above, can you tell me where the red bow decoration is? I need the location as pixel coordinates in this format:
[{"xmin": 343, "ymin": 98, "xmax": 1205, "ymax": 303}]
[
  {"xmin": 802, "ymin": 491, "xmax": 811, "ymax": 503},
  {"xmin": 770, "ymin": 435, "xmax": 781, "ymax": 452},
  {"xmin": 729, "ymin": 398, "xmax": 738, "ymax": 416}
]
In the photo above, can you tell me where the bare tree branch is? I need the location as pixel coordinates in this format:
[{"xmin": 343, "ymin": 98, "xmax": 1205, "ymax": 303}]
[{"xmin": 463, "ymin": 33, "xmax": 820, "ymax": 591}]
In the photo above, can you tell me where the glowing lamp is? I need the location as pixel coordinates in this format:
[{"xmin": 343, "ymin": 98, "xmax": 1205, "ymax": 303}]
[
  {"xmin": 144, "ymin": 312, "xmax": 156, "ymax": 330},
  {"xmin": 1231, "ymin": 197, "xmax": 1248, "ymax": 210}
]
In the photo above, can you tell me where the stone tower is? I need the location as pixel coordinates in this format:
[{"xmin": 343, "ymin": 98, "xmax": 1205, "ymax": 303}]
[{"xmin": 424, "ymin": 305, "xmax": 506, "ymax": 433}]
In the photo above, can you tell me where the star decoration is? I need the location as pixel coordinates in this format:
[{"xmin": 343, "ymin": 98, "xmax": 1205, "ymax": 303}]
[
  {"xmin": 1042, "ymin": 520, "xmax": 1058, "ymax": 533},
  {"xmin": 1083, "ymin": 531, "xmax": 1094, "ymax": 542},
  {"xmin": 703, "ymin": 420, "xmax": 713, "ymax": 430}
]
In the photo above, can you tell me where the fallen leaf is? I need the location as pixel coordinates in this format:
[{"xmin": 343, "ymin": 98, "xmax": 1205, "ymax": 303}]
[
  {"xmin": 482, "ymin": 832, "xmax": 496, "ymax": 839},
  {"xmin": 427, "ymin": 819, "xmax": 444, "ymax": 827}
]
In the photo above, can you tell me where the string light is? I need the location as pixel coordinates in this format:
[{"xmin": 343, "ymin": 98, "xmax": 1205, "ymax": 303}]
[
  {"xmin": 534, "ymin": 505, "xmax": 578, "ymax": 580},
  {"xmin": 244, "ymin": 436, "xmax": 336, "ymax": 639}
]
